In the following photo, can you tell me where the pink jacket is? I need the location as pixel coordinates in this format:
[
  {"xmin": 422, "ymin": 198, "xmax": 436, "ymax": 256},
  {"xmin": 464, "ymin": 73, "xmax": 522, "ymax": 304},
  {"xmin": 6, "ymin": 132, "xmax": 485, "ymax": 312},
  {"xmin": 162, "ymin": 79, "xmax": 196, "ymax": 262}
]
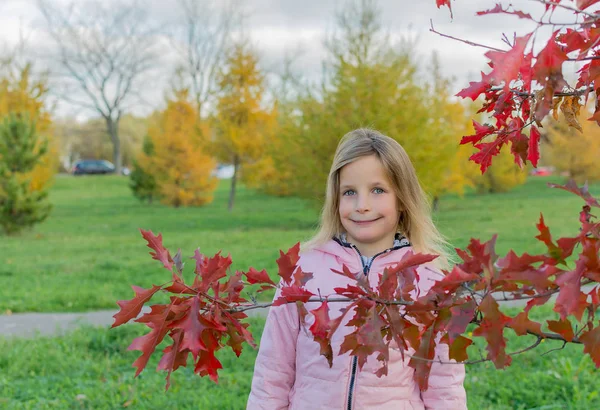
[{"xmin": 247, "ymin": 239, "xmax": 467, "ymax": 410}]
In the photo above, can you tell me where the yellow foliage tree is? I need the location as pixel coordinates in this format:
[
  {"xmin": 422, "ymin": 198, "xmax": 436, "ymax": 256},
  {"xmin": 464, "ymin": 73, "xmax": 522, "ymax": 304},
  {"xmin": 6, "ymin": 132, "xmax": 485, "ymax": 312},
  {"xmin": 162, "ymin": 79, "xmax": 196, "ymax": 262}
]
[
  {"xmin": 139, "ymin": 92, "xmax": 217, "ymax": 207},
  {"xmin": 212, "ymin": 42, "xmax": 277, "ymax": 210},
  {"xmin": 0, "ymin": 63, "xmax": 56, "ymax": 190},
  {"xmin": 256, "ymin": 2, "xmax": 469, "ymax": 207},
  {"xmin": 543, "ymin": 106, "xmax": 600, "ymax": 183}
]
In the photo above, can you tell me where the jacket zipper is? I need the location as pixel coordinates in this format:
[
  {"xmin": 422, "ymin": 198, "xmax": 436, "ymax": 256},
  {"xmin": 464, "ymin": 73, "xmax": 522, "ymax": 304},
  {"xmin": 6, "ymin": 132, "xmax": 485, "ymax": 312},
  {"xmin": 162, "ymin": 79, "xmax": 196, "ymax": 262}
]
[{"xmin": 345, "ymin": 245, "xmax": 389, "ymax": 410}]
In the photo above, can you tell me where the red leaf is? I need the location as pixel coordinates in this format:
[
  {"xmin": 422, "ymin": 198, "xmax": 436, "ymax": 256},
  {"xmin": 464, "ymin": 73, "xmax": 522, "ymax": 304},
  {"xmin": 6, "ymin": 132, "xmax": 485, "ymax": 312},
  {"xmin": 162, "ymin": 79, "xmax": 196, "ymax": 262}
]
[
  {"xmin": 277, "ymin": 243, "xmax": 301, "ymax": 284},
  {"xmin": 533, "ymin": 37, "xmax": 568, "ymax": 85},
  {"xmin": 140, "ymin": 229, "xmax": 173, "ymax": 270},
  {"xmin": 432, "ymin": 266, "xmax": 480, "ymax": 291},
  {"xmin": 193, "ymin": 331, "xmax": 223, "ymax": 383},
  {"xmin": 193, "ymin": 250, "xmax": 232, "ymax": 292},
  {"xmin": 456, "ymin": 78, "xmax": 489, "ymax": 101},
  {"xmin": 339, "ymin": 306, "xmax": 388, "ymax": 372},
  {"xmin": 408, "ymin": 325, "xmax": 436, "ymax": 390},
  {"xmin": 272, "ymin": 285, "xmax": 314, "ymax": 306},
  {"xmin": 471, "ymin": 139, "xmax": 503, "ymax": 173},
  {"xmin": 128, "ymin": 305, "xmax": 171, "ymax": 377},
  {"xmin": 580, "ymin": 326, "xmax": 600, "ymax": 367},
  {"xmin": 528, "ymin": 126, "xmax": 541, "ymax": 167},
  {"xmin": 460, "ymin": 120, "xmax": 495, "ymax": 145},
  {"xmin": 547, "ymin": 319, "xmax": 574, "ymax": 342},
  {"xmin": 309, "ymin": 301, "xmax": 334, "ymax": 367},
  {"xmin": 510, "ymin": 311, "xmax": 542, "ymax": 336},
  {"xmin": 436, "ymin": 0, "xmax": 452, "ymax": 17},
  {"xmin": 485, "ymin": 34, "xmax": 532, "ymax": 89},
  {"xmin": 577, "ymin": 0, "xmax": 600, "ymax": 10},
  {"xmin": 548, "ymin": 180, "xmax": 600, "ymax": 208},
  {"xmin": 472, "ymin": 295, "xmax": 512, "ymax": 369},
  {"xmin": 157, "ymin": 330, "xmax": 189, "ymax": 390},
  {"xmin": 447, "ymin": 302, "xmax": 477, "ymax": 343},
  {"xmin": 169, "ymin": 296, "xmax": 215, "ymax": 357},
  {"xmin": 448, "ymin": 335, "xmax": 473, "ymax": 362},
  {"xmin": 476, "ymin": 4, "xmax": 533, "ymax": 20},
  {"xmin": 244, "ymin": 267, "xmax": 276, "ymax": 286},
  {"xmin": 112, "ymin": 285, "xmax": 162, "ymax": 327}
]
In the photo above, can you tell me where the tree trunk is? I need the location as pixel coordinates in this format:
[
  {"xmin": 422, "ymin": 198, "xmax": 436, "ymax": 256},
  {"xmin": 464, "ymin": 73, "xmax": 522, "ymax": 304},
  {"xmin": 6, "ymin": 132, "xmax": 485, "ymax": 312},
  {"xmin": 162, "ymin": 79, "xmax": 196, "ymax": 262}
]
[
  {"xmin": 228, "ymin": 156, "xmax": 240, "ymax": 212},
  {"xmin": 432, "ymin": 196, "xmax": 439, "ymax": 212},
  {"xmin": 106, "ymin": 117, "xmax": 122, "ymax": 174}
]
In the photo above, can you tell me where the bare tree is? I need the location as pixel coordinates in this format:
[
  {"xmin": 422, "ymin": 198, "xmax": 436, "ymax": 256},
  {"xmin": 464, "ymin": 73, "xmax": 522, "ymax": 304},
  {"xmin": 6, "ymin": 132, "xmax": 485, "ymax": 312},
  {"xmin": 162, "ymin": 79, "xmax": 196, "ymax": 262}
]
[
  {"xmin": 171, "ymin": 0, "xmax": 241, "ymax": 118},
  {"xmin": 37, "ymin": 0, "xmax": 160, "ymax": 173}
]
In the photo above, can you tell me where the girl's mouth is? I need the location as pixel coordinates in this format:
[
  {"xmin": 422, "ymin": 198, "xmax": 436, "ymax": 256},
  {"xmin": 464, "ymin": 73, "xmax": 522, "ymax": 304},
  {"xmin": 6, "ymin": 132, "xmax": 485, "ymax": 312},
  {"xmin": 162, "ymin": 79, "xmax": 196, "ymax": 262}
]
[{"xmin": 351, "ymin": 217, "xmax": 381, "ymax": 225}]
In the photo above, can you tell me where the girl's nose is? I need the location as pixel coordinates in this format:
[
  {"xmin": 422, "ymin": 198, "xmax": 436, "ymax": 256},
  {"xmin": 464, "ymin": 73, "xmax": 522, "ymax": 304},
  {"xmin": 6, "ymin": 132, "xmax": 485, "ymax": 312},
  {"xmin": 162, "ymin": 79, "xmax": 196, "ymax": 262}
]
[{"xmin": 355, "ymin": 194, "xmax": 370, "ymax": 213}]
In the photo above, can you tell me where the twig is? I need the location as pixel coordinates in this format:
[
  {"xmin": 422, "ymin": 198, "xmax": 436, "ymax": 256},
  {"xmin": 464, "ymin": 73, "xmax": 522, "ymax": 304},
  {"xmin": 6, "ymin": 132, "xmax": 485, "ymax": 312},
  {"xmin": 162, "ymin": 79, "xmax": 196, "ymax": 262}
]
[
  {"xmin": 533, "ymin": 0, "xmax": 600, "ymax": 20},
  {"xmin": 429, "ymin": 20, "xmax": 504, "ymax": 52}
]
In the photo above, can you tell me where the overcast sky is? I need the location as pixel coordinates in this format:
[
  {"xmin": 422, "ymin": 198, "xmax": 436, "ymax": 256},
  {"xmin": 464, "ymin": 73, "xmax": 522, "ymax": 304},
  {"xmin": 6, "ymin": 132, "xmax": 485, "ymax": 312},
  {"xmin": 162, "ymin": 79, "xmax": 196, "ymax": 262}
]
[{"xmin": 0, "ymin": 0, "xmax": 571, "ymax": 120}]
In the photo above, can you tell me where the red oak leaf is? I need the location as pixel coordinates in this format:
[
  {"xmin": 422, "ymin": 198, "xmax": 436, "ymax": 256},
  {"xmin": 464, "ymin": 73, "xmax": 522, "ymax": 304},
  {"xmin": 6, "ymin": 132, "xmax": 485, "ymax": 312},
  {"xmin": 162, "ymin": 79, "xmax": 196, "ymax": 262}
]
[
  {"xmin": 244, "ymin": 267, "xmax": 276, "ymax": 286},
  {"xmin": 193, "ymin": 331, "xmax": 223, "ymax": 383},
  {"xmin": 548, "ymin": 180, "xmax": 600, "ymax": 208},
  {"xmin": 472, "ymin": 139, "xmax": 503, "ymax": 173},
  {"xmin": 340, "ymin": 306, "xmax": 388, "ymax": 372},
  {"xmin": 448, "ymin": 335, "xmax": 473, "ymax": 362},
  {"xmin": 528, "ymin": 126, "xmax": 541, "ymax": 167},
  {"xmin": 456, "ymin": 77, "xmax": 490, "ymax": 101},
  {"xmin": 272, "ymin": 285, "xmax": 314, "ymax": 306},
  {"xmin": 460, "ymin": 120, "xmax": 495, "ymax": 145},
  {"xmin": 277, "ymin": 243, "xmax": 301, "ymax": 284},
  {"xmin": 436, "ymin": 0, "xmax": 452, "ymax": 17},
  {"xmin": 510, "ymin": 311, "xmax": 542, "ymax": 336},
  {"xmin": 432, "ymin": 266, "xmax": 480, "ymax": 291},
  {"xmin": 579, "ymin": 326, "xmax": 600, "ymax": 367},
  {"xmin": 112, "ymin": 284, "xmax": 162, "ymax": 327},
  {"xmin": 309, "ymin": 301, "xmax": 334, "ymax": 367},
  {"xmin": 157, "ymin": 330, "xmax": 189, "ymax": 391},
  {"xmin": 476, "ymin": 4, "xmax": 533, "ymax": 20},
  {"xmin": 292, "ymin": 266, "xmax": 314, "ymax": 287},
  {"xmin": 577, "ymin": 0, "xmax": 600, "ymax": 10},
  {"xmin": 447, "ymin": 302, "xmax": 477, "ymax": 343},
  {"xmin": 408, "ymin": 325, "xmax": 436, "ymax": 390},
  {"xmin": 547, "ymin": 318, "xmax": 575, "ymax": 342},
  {"xmin": 169, "ymin": 296, "xmax": 216, "ymax": 357},
  {"xmin": 128, "ymin": 305, "xmax": 171, "ymax": 377},
  {"xmin": 193, "ymin": 250, "xmax": 232, "ymax": 293},
  {"xmin": 533, "ymin": 37, "xmax": 568, "ymax": 84},
  {"xmin": 140, "ymin": 229, "xmax": 173, "ymax": 270},
  {"xmin": 485, "ymin": 33, "xmax": 532, "ymax": 89},
  {"xmin": 473, "ymin": 295, "xmax": 512, "ymax": 369}
]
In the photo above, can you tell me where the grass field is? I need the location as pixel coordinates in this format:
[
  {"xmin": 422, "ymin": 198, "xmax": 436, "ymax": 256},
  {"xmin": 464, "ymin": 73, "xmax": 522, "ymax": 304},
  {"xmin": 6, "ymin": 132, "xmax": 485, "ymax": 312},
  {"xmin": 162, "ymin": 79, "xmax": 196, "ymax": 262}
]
[
  {"xmin": 0, "ymin": 174, "xmax": 596, "ymax": 313},
  {"xmin": 2, "ymin": 175, "xmax": 600, "ymax": 408},
  {"xmin": 1, "ymin": 307, "xmax": 599, "ymax": 409}
]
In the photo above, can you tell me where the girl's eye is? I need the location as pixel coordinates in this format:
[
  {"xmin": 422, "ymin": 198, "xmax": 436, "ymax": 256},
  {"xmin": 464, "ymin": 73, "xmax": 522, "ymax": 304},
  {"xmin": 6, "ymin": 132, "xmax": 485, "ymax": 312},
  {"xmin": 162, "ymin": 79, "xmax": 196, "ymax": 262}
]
[
  {"xmin": 343, "ymin": 189, "xmax": 356, "ymax": 196},
  {"xmin": 373, "ymin": 187, "xmax": 385, "ymax": 194}
]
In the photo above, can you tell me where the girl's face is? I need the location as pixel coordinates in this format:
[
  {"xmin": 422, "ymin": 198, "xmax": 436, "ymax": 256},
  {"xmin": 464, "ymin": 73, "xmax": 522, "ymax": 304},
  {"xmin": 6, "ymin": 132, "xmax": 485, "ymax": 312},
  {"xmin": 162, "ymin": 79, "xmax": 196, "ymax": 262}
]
[{"xmin": 338, "ymin": 154, "xmax": 399, "ymax": 257}]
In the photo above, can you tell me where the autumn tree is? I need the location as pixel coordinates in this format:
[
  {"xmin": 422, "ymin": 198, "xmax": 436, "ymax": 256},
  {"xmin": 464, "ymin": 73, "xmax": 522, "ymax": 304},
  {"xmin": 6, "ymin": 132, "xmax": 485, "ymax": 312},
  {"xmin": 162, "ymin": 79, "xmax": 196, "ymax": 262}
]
[
  {"xmin": 257, "ymin": 0, "xmax": 469, "ymax": 207},
  {"xmin": 37, "ymin": 0, "xmax": 160, "ymax": 174},
  {"xmin": 139, "ymin": 92, "xmax": 217, "ymax": 207},
  {"xmin": 129, "ymin": 134, "xmax": 157, "ymax": 204},
  {"xmin": 0, "ymin": 56, "xmax": 55, "ymax": 234},
  {"xmin": 213, "ymin": 42, "xmax": 276, "ymax": 211},
  {"xmin": 543, "ymin": 102, "xmax": 600, "ymax": 183}
]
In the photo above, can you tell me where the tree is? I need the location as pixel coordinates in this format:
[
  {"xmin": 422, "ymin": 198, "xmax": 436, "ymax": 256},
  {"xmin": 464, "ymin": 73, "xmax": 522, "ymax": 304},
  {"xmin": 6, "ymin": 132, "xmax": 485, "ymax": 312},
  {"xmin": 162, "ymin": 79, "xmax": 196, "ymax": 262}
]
[
  {"xmin": 37, "ymin": 0, "xmax": 159, "ymax": 174},
  {"xmin": 140, "ymin": 92, "xmax": 217, "ymax": 208},
  {"xmin": 113, "ymin": 0, "xmax": 600, "ymax": 395},
  {"xmin": 129, "ymin": 134, "xmax": 157, "ymax": 204},
  {"xmin": 0, "ymin": 114, "xmax": 52, "ymax": 234},
  {"xmin": 213, "ymin": 42, "xmax": 277, "ymax": 211},
  {"xmin": 256, "ymin": 0, "xmax": 468, "ymax": 206},
  {"xmin": 543, "ymin": 103, "xmax": 600, "ymax": 183},
  {"xmin": 170, "ymin": 0, "xmax": 239, "ymax": 119}
]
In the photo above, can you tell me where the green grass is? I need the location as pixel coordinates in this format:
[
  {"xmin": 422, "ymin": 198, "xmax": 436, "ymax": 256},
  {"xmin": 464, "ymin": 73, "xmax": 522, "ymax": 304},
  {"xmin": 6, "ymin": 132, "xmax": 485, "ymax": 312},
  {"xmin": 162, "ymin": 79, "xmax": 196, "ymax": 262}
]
[
  {"xmin": 1, "ymin": 307, "xmax": 598, "ymax": 409},
  {"xmin": 0, "ymin": 174, "xmax": 597, "ymax": 313}
]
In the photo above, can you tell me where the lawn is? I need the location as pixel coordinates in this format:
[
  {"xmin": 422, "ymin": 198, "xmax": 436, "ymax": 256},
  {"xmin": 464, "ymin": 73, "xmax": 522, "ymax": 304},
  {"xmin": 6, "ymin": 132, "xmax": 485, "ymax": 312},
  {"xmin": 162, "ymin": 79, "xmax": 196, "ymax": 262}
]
[
  {"xmin": 1, "ymin": 307, "xmax": 598, "ymax": 409},
  {"xmin": 0, "ymin": 174, "xmax": 596, "ymax": 313}
]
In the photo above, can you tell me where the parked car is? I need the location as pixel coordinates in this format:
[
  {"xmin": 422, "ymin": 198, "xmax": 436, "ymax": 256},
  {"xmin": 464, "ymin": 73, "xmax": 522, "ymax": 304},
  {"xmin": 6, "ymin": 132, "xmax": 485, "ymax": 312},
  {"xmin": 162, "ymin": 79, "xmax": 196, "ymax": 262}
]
[
  {"xmin": 529, "ymin": 166, "xmax": 554, "ymax": 177},
  {"xmin": 71, "ymin": 159, "xmax": 116, "ymax": 175}
]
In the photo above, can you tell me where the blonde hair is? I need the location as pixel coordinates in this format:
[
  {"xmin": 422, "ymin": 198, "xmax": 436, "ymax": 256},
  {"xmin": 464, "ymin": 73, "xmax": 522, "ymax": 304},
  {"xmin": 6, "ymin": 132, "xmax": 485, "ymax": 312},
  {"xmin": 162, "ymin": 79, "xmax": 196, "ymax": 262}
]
[{"xmin": 303, "ymin": 128, "xmax": 453, "ymax": 270}]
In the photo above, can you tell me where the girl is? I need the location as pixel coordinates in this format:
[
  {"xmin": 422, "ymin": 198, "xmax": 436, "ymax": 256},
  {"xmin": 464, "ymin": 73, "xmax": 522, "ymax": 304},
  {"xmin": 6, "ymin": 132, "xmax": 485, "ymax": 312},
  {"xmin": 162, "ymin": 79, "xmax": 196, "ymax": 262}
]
[{"xmin": 247, "ymin": 129, "xmax": 467, "ymax": 410}]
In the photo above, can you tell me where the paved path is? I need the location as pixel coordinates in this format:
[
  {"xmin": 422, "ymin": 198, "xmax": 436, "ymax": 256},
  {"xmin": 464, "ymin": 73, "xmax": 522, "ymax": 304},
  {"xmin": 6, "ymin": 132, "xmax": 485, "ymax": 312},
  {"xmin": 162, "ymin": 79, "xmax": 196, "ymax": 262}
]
[
  {"xmin": 1, "ymin": 286, "xmax": 593, "ymax": 339},
  {"xmin": 0, "ymin": 306, "xmax": 270, "ymax": 339}
]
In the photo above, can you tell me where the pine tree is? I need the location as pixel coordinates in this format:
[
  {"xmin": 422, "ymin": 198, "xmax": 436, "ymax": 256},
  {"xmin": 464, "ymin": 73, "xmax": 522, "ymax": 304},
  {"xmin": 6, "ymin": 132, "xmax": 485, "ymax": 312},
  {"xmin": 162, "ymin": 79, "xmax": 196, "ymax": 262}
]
[
  {"xmin": 0, "ymin": 113, "xmax": 52, "ymax": 234},
  {"xmin": 129, "ymin": 134, "xmax": 157, "ymax": 203}
]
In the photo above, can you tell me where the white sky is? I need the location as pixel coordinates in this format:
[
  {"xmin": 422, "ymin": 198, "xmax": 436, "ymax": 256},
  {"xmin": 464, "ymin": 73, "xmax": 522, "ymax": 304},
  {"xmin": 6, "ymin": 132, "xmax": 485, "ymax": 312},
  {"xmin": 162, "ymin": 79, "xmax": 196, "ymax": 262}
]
[{"xmin": 0, "ymin": 0, "xmax": 574, "ymax": 120}]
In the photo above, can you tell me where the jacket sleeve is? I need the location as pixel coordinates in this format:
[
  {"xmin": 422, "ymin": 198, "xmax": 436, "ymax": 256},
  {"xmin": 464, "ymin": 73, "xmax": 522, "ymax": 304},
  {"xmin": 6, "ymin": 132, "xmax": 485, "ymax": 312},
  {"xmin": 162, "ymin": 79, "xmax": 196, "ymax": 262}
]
[
  {"xmin": 247, "ymin": 284, "xmax": 300, "ymax": 410},
  {"xmin": 417, "ymin": 262, "xmax": 468, "ymax": 410}
]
